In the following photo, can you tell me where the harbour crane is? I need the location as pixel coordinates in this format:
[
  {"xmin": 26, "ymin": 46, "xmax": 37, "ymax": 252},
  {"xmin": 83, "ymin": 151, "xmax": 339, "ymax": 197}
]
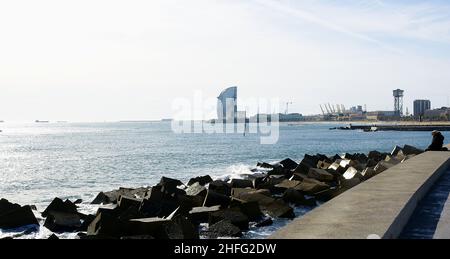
[
  {"xmin": 324, "ymin": 104, "xmax": 331, "ymax": 114},
  {"xmin": 328, "ymin": 103, "xmax": 335, "ymax": 114},
  {"xmin": 320, "ymin": 105, "xmax": 326, "ymax": 115}
]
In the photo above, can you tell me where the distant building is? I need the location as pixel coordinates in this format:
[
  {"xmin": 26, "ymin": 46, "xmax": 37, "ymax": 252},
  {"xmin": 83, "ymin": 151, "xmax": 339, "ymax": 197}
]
[
  {"xmin": 217, "ymin": 86, "xmax": 238, "ymax": 123},
  {"xmin": 413, "ymin": 100, "xmax": 431, "ymax": 119},
  {"xmin": 349, "ymin": 105, "xmax": 363, "ymax": 113},
  {"xmin": 366, "ymin": 111, "xmax": 399, "ymax": 121},
  {"xmin": 279, "ymin": 113, "xmax": 304, "ymax": 122},
  {"xmin": 424, "ymin": 107, "xmax": 450, "ymax": 121}
]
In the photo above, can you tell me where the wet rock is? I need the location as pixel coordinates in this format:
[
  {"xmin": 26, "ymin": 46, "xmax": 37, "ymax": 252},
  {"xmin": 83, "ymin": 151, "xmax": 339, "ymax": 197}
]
[
  {"xmin": 294, "ymin": 178, "xmax": 330, "ymax": 195},
  {"xmin": 402, "ymin": 145, "xmax": 423, "ymax": 155},
  {"xmin": 327, "ymin": 162, "xmax": 347, "ymax": 174},
  {"xmin": 48, "ymin": 234, "xmax": 59, "ymax": 240},
  {"xmin": 203, "ymin": 190, "xmax": 231, "ymax": 208},
  {"xmin": 96, "ymin": 204, "xmax": 119, "ymax": 216},
  {"xmin": 339, "ymin": 159, "xmax": 354, "ymax": 168},
  {"xmin": 282, "ymin": 189, "xmax": 316, "ymax": 207},
  {"xmin": 255, "ymin": 218, "xmax": 274, "ymax": 227},
  {"xmin": 159, "ymin": 177, "xmax": 184, "ymax": 189},
  {"xmin": 42, "ymin": 198, "xmax": 78, "ymax": 218},
  {"xmin": 44, "ymin": 211, "xmax": 82, "ymax": 233},
  {"xmin": 231, "ymin": 188, "xmax": 256, "ymax": 198},
  {"xmin": 204, "ymin": 220, "xmax": 242, "ymax": 239},
  {"xmin": 236, "ymin": 192, "xmax": 294, "ymax": 218},
  {"xmin": 74, "ymin": 199, "xmax": 83, "ymax": 205},
  {"xmin": 91, "ymin": 192, "xmax": 111, "ymax": 205},
  {"xmin": 127, "ymin": 217, "xmax": 170, "ymax": 238},
  {"xmin": 0, "ymin": 204, "xmax": 39, "ymax": 229},
  {"xmin": 264, "ymin": 200, "xmax": 295, "ymax": 219},
  {"xmin": 79, "ymin": 214, "xmax": 96, "ymax": 232},
  {"xmin": 354, "ymin": 153, "xmax": 368, "ymax": 163},
  {"xmin": 339, "ymin": 177, "xmax": 361, "ymax": 190},
  {"xmin": 187, "ymin": 175, "xmax": 213, "ymax": 186},
  {"xmin": 316, "ymin": 154, "xmax": 332, "ymax": 163},
  {"xmin": 188, "ymin": 206, "xmax": 221, "ymax": 224},
  {"xmin": 256, "ymin": 176, "xmax": 286, "ymax": 193},
  {"xmin": 257, "ymin": 162, "xmax": 275, "ymax": 169},
  {"xmin": 162, "ymin": 215, "xmax": 199, "ymax": 239},
  {"xmin": 209, "ymin": 209, "xmax": 249, "ymax": 230},
  {"xmin": 275, "ymin": 180, "xmax": 301, "ymax": 190},
  {"xmin": 117, "ymin": 204, "xmax": 146, "ymax": 221},
  {"xmin": 308, "ymin": 168, "xmax": 335, "ymax": 182},
  {"xmin": 118, "ymin": 196, "xmax": 142, "ymax": 210},
  {"xmin": 361, "ymin": 167, "xmax": 377, "ymax": 181},
  {"xmin": 391, "ymin": 146, "xmax": 403, "ymax": 156},
  {"xmin": 366, "ymin": 158, "xmax": 378, "ymax": 168},
  {"xmin": 91, "ymin": 187, "xmax": 149, "ymax": 205},
  {"xmin": 30, "ymin": 205, "xmax": 37, "ymax": 211},
  {"xmin": 185, "ymin": 182, "xmax": 207, "ymax": 197},
  {"xmin": 248, "ymin": 175, "xmax": 266, "ymax": 189},
  {"xmin": 173, "ymin": 194, "xmax": 204, "ymax": 217},
  {"xmin": 265, "ymin": 163, "xmax": 287, "ymax": 176},
  {"xmin": 374, "ymin": 161, "xmax": 394, "ymax": 174},
  {"xmin": 289, "ymin": 173, "xmax": 308, "ymax": 181},
  {"xmin": 233, "ymin": 201, "xmax": 263, "ymax": 221},
  {"xmin": 343, "ymin": 167, "xmax": 363, "ymax": 180},
  {"xmin": 279, "ymin": 158, "xmax": 298, "ymax": 171},
  {"xmin": 384, "ymin": 155, "xmax": 401, "ymax": 165},
  {"xmin": 0, "ymin": 198, "xmax": 21, "ymax": 214},
  {"xmin": 330, "ymin": 154, "xmax": 342, "ymax": 161},
  {"xmin": 144, "ymin": 186, "xmax": 164, "ymax": 201},
  {"xmin": 368, "ymin": 150, "xmax": 382, "ymax": 161},
  {"xmin": 139, "ymin": 197, "xmax": 179, "ymax": 218},
  {"xmin": 395, "ymin": 150, "xmax": 406, "ymax": 161},
  {"xmin": 230, "ymin": 179, "xmax": 253, "ymax": 189},
  {"xmin": 208, "ymin": 180, "xmax": 232, "ymax": 196},
  {"xmin": 233, "ymin": 189, "xmax": 271, "ymax": 199},
  {"xmin": 294, "ymin": 155, "xmax": 320, "ymax": 175},
  {"xmin": 87, "ymin": 212, "xmax": 127, "ymax": 237},
  {"xmin": 317, "ymin": 161, "xmax": 332, "ymax": 170},
  {"xmin": 344, "ymin": 153, "xmax": 355, "ymax": 160}
]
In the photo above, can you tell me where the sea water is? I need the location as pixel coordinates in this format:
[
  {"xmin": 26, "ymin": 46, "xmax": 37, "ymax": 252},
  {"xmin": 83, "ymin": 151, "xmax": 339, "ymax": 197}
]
[{"xmin": 0, "ymin": 122, "xmax": 445, "ymax": 239}]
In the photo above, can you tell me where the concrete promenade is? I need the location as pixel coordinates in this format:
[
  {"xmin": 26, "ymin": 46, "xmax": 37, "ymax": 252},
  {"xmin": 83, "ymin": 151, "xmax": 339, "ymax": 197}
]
[
  {"xmin": 269, "ymin": 147, "xmax": 450, "ymax": 239},
  {"xmin": 433, "ymin": 144, "xmax": 450, "ymax": 239}
]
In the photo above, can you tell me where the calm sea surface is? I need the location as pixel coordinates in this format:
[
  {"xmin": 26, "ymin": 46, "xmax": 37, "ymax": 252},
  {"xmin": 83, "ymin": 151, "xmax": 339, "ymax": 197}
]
[{"xmin": 0, "ymin": 122, "xmax": 446, "ymax": 238}]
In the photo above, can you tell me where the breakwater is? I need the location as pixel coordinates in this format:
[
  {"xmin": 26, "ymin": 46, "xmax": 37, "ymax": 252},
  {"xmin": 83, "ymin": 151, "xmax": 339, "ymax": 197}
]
[
  {"xmin": 270, "ymin": 146, "xmax": 450, "ymax": 239},
  {"xmin": 337, "ymin": 124, "xmax": 450, "ymax": 132},
  {"xmin": 1, "ymin": 144, "xmax": 425, "ymax": 239}
]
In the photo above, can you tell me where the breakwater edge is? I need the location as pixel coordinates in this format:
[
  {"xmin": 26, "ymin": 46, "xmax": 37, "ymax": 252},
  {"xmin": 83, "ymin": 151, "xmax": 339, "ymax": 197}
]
[{"xmin": 1, "ymin": 143, "xmax": 425, "ymax": 239}]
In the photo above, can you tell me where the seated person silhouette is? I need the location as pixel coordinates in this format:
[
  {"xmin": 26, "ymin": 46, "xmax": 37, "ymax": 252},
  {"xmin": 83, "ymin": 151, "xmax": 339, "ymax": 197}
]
[{"xmin": 426, "ymin": 130, "xmax": 448, "ymax": 151}]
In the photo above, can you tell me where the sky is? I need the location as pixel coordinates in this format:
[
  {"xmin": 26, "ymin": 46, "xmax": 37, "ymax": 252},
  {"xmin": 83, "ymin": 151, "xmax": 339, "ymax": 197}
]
[{"xmin": 1, "ymin": 0, "xmax": 450, "ymax": 122}]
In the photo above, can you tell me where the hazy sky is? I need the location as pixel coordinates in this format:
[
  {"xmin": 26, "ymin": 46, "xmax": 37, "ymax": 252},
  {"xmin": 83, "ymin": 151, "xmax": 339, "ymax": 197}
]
[{"xmin": 1, "ymin": 0, "xmax": 450, "ymax": 122}]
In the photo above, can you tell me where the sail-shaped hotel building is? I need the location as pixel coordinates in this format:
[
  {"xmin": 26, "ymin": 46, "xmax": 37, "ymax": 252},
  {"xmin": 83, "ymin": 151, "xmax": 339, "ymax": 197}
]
[{"xmin": 217, "ymin": 86, "xmax": 238, "ymax": 123}]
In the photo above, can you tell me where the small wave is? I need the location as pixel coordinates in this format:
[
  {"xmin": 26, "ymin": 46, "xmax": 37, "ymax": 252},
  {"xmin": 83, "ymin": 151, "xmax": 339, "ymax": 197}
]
[{"xmin": 214, "ymin": 164, "xmax": 265, "ymax": 182}]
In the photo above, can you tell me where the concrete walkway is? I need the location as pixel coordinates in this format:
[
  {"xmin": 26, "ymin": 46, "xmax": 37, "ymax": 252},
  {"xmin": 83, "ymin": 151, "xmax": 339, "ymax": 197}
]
[
  {"xmin": 433, "ymin": 144, "xmax": 450, "ymax": 239},
  {"xmin": 269, "ymin": 150, "xmax": 450, "ymax": 239},
  {"xmin": 433, "ymin": 177, "xmax": 450, "ymax": 239},
  {"xmin": 399, "ymin": 167, "xmax": 450, "ymax": 239}
]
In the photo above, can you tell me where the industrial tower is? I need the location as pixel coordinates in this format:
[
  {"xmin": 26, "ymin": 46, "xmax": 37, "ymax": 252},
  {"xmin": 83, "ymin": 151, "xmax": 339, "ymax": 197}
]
[{"xmin": 393, "ymin": 89, "xmax": 404, "ymax": 116}]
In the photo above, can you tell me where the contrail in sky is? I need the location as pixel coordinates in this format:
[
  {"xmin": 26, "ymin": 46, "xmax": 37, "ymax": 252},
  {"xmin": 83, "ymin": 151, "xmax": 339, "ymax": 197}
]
[{"xmin": 253, "ymin": 0, "xmax": 403, "ymax": 54}]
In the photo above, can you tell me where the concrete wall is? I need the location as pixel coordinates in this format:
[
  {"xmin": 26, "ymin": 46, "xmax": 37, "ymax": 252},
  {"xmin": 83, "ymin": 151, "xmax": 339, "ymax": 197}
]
[{"xmin": 269, "ymin": 151, "xmax": 450, "ymax": 239}]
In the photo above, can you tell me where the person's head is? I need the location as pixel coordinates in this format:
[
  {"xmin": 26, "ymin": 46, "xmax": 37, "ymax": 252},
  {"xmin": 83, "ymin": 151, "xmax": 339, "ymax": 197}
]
[{"xmin": 432, "ymin": 130, "xmax": 440, "ymax": 136}]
